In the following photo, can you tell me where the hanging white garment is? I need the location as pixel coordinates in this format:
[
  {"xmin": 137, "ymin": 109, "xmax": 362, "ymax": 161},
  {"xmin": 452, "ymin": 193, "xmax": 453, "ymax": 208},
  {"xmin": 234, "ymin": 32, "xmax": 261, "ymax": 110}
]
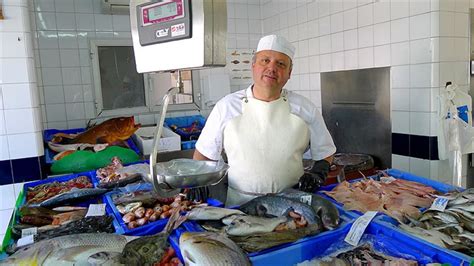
[
  {"xmin": 438, "ymin": 84, "xmax": 474, "ymax": 160},
  {"xmin": 438, "ymin": 83, "xmax": 474, "ymax": 187},
  {"xmin": 223, "ymin": 94, "xmax": 310, "ymax": 206}
]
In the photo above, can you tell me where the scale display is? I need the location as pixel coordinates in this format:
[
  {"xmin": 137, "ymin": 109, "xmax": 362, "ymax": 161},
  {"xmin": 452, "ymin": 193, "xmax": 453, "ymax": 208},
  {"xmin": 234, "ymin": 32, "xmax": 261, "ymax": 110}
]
[{"xmin": 137, "ymin": 0, "xmax": 191, "ymax": 46}]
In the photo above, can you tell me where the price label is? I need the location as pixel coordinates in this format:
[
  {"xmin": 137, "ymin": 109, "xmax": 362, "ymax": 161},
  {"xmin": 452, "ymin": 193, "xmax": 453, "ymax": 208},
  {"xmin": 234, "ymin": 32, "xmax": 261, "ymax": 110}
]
[
  {"xmin": 344, "ymin": 211, "xmax": 377, "ymax": 246},
  {"xmin": 299, "ymin": 195, "xmax": 312, "ymax": 205},
  {"xmin": 21, "ymin": 227, "xmax": 37, "ymax": 238},
  {"xmin": 429, "ymin": 196, "xmax": 449, "ymax": 211},
  {"xmin": 17, "ymin": 234, "xmax": 34, "ymax": 247},
  {"xmin": 85, "ymin": 204, "xmax": 106, "ymax": 217}
]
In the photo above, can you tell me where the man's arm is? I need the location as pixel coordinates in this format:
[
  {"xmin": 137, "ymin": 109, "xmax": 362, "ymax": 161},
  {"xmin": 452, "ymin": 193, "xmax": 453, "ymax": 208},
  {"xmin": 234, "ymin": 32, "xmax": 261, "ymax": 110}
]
[{"xmin": 193, "ymin": 149, "xmax": 213, "ymax": 161}]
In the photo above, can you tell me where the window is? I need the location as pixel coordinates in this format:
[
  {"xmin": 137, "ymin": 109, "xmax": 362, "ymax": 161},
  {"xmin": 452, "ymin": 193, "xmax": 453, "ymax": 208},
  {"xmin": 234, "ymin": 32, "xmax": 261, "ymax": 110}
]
[{"xmin": 90, "ymin": 39, "xmax": 200, "ymax": 117}]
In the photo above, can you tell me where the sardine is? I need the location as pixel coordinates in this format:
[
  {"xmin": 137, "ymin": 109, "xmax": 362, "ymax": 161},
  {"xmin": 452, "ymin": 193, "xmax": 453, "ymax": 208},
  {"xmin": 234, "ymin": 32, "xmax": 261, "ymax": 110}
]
[
  {"xmin": 277, "ymin": 189, "xmax": 340, "ymax": 229},
  {"xmin": 32, "ymin": 188, "xmax": 108, "ymax": 208},
  {"xmin": 239, "ymin": 195, "xmax": 320, "ymax": 225},
  {"xmin": 187, "ymin": 206, "xmax": 245, "ymax": 220},
  {"xmin": 225, "ymin": 215, "xmax": 288, "ymax": 236},
  {"xmin": 179, "ymin": 231, "xmax": 251, "ymax": 266}
]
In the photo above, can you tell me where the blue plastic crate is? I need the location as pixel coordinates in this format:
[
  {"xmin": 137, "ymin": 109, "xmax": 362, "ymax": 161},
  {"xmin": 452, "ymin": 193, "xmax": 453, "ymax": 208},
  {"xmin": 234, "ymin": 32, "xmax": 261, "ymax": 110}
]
[
  {"xmin": 164, "ymin": 115, "xmax": 206, "ymax": 150},
  {"xmin": 104, "ymin": 183, "xmax": 224, "ymax": 236},
  {"xmin": 249, "ymin": 220, "xmax": 473, "ymax": 266},
  {"xmin": 43, "ymin": 127, "xmax": 141, "ymax": 164},
  {"xmin": 181, "ymin": 201, "xmax": 358, "ymax": 258}
]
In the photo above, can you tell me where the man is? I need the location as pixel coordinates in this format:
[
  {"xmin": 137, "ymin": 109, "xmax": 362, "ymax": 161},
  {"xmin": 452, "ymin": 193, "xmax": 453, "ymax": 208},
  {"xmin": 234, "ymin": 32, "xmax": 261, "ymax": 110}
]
[{"xmin": 193, "ymin": 35, "xmax": 336, "ymax": 206}]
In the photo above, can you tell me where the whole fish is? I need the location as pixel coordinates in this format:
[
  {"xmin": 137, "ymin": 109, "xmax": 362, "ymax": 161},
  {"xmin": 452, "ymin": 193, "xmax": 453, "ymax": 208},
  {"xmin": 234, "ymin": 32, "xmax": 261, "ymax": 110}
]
[
  {"xmin": 98, "ymin": 173, "xmax": 143, "ymax": 189},
  {"xmin": 179, "ymin": 231, "xmax": 251, "ymax": 266},
  {"xmin": 51, "ymin": 116, "xmax": 140, "ymax": 145},
  {"xmin": 120, "ymin": 207, "xmax": 186, "ymax": 265},
  {"xmin": 48, "ymin": 142, "xmax": 109, "ymax": 153},
  {"xmin": 239, "ymin": 195, "xmax": 319, "ymax": 225},
  {"xmin": 1, "ymin": 233, "xmax": 138, "ymax": 265},
  {"xmin": 224, "ymin": 215, "xmax": 289, "ymax": 236},
  {"xmin": 31, "ymin": 188, "xmax": 108, "ymax": 207},
  {"xmin": 229, "ymin": 223, "xmax": 321, "ymax": 253},
  {"xmin": 277, "ymin": 189, "xmax": 340, "ymax": 229},
  {"xmin": 187, "ymin": 206, "xmax": 245, "ymax": 220}
]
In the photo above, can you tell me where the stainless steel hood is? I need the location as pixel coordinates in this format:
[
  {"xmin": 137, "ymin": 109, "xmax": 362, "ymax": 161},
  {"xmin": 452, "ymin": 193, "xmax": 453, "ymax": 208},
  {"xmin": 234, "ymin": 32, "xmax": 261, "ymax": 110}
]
[{"xmin": 130, "ymin": 0, "xmax": 227, "ymax": 73}]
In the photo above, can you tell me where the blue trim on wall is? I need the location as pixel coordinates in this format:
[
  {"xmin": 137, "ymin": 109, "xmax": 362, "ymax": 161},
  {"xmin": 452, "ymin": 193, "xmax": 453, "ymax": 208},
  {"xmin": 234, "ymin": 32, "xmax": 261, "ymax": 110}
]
[
  {"xmin": 392, "ymin": 133, "xmax": 439, "ymax": 160},
  {"xmin": 0, "ymin": 156, "xmax": 45, "ymax": 185}
]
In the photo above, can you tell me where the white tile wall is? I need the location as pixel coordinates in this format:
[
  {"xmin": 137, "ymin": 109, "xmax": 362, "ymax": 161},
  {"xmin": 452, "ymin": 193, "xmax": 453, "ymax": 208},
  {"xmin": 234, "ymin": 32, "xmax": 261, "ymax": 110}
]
[{"xmin": 261, "ymin": 0, "xmax": 470, "ymax": 183}]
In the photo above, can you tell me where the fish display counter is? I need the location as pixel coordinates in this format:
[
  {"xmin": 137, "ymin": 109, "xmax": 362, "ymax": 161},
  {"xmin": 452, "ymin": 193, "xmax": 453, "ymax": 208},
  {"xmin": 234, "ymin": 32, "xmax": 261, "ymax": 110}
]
[
  {"xmin": 318, "ymin": 168, "xmax": 474, "ymax": 260},
  {"xmin": 1, "ymin": 167, "xmax": 473, "ymax": 265},
  {"xmin": 248, "ymin": 218, "xmax": 470, "ymax": 266}
]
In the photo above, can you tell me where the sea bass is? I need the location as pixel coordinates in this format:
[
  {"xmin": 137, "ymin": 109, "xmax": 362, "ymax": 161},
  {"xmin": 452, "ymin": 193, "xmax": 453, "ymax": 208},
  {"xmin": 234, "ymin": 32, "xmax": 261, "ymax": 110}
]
[
  {"xmin": 277, "ymin": 188, "xmax": 340, "ymax": 230},
  {"xmin": 187, "ymin": 206, "xmax": 245, "ymax": 220},
  {"xmin": 179, "ymin": 231, "xmax": 251, "ymax": 266},
  {"xmin": 224, "ymin": 214, "xmax": 289, "ymax": 236},
  {"xmin": 239, "ymin": 195, "xmax": 320, "ymax": 225},
  {"xmin": 1, "ymin": 233, "xmax": 138, "ymax": 266},
  {"xmin": 51, "ymin": 117, "xmax": 140, "ymax": 145}
]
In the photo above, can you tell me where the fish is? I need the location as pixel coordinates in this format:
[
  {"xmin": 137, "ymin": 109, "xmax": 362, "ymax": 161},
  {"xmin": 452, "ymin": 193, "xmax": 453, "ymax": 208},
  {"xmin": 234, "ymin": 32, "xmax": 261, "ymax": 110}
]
[
  {"xmin": 34, "ymin": 215, "xmax": 116, "ymax": 243},
  {"xmin": 224, "ymin": 214, "xmax": 289, "ymax": 236},
  {"xmin": 239, "ymin": 195, "xmax": 319, "ymax": 225},
  {"xmin": 52, "ymin": 206, "xmax": 87, "ymax": 212},
  {"xmin": 48, "ymin": 142, "xmax": 109, "ymax": 153},
  {"xmin": 51, "ymin": 209, "xmax": 87, "ymax": 225},
  {"xmin": 120, "ymin": 207, "xmax": 186, "ymax": 265},
  {"xmin": 31, "ymin": 188, "xmax": 109, "ymax": 208},
  {"xmin": 112, "ymin": 190, "xmax": 159, "ymax": 206},
  {"xmin": 97, "ymin": 173, "xmax": 143, "ymax": 189},
  {"xmin": 2, "ymin": 233, "xmax": 138, "ymax": 265},
  {"xmin": 187, "ymin": 206, "xmax": 245, "ymax": 220},
  {"xmin": 277, "ymin": 189, "xmax": 340, "ymax": 230},
  {"xmin": 179, "ymin": 231, "xmax": 251, "ymax": 266},
  {"xmin": 229, "ymin": 223, "xmax": 321, "ymax": 253},
  {"xmin": 51, "ymin": 116, "xmax": 140, "ymax": 145}
]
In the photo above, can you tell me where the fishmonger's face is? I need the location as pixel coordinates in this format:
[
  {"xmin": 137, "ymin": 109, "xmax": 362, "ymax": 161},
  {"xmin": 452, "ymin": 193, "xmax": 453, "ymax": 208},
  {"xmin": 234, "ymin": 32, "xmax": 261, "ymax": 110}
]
[{"xmin": 252, "ymin": 50, "xmax": 292, "ymax": 92}]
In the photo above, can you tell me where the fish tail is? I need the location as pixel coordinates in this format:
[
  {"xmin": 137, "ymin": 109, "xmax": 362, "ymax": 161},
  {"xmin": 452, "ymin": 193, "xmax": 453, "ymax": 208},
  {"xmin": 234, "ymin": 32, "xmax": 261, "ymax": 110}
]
[{"xmin": 164, "ymin": 207, "xmax": 187, "ymax": 232}]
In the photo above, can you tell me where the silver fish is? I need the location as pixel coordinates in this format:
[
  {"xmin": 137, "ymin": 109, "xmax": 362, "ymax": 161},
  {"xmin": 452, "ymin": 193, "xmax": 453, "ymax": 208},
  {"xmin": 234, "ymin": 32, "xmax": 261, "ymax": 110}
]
[
  {"xmin": 32, "ymin": 188, "xmax": 108, "ymax": 208},
  {"xmin": 447, "ymin": 203, "xmax": 474, "ymax": 212},
  {"xmin": 1, "ymin": 233, "xmax": 137, "ymax": 265},
  {"xmin": 239, "ymin": 195, "xmax": 319, "ymax": 225},
  {"xmin": 187, "ymin": 206, "xmax": 245, "ymax": 220},
  {"xmin": 52, "ymin": 206, "xmax": 87, "ymax": 212},
  {"xmin": 277, "ymin": 189, "xmax": 340, "ymax": 229},
  {"xmin": 179, "ymin": 231, "xmax": 251, "ymax": 266},
  {"xmin": 225, "ymin": 215, "xmax": 288, "ymax": 236}
]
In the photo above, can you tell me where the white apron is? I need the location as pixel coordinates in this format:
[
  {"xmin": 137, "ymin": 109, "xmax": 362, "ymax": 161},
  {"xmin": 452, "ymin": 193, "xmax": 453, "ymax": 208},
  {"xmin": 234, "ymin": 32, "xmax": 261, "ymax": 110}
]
[{"xmin": 223, "ymin": 93, "xmax": 310, "ymax": 206}]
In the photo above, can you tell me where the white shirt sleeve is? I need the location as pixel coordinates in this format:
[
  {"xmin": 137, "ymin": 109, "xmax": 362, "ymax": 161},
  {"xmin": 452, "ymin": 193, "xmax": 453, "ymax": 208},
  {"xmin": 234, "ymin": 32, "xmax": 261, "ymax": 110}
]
[
  {"xmin": 308, "ymin": 106, "xmax": 337, "ymax": 160},
  {"xmin": 195, "ymin": 103, "xmax": 225, "ymax": 160},
  {"xmin": 287, "ymin": 90, "xmax": 336, "ymax": 161}
]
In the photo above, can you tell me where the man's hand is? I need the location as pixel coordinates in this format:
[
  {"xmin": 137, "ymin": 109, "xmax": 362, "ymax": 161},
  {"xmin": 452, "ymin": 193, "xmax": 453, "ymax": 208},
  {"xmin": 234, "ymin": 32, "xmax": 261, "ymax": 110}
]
[{"xmin": 298, "ymin": 159, "xmax": 331, "ymax": 192}]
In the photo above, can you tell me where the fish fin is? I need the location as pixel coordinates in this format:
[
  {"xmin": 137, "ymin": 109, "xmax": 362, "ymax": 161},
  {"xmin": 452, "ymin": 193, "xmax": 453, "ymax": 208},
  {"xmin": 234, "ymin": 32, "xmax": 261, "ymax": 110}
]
[
  {"xmin": 96, "ymin": 136, "xmax": 108, "ymax": 144},
  {"xmin": 256, "ymin": 204, "xmax": 268, "ymax": 216},
  {"xmin": 164, "ymin": 207, "xmax": 186, "ymax": 232}
]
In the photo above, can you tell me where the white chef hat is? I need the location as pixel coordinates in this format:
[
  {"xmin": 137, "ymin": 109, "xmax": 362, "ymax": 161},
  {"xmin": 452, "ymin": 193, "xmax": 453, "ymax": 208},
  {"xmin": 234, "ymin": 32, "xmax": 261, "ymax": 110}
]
[{"xmin": 256, "ymin": 35, "xmax": 295, "ymax": 60}]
